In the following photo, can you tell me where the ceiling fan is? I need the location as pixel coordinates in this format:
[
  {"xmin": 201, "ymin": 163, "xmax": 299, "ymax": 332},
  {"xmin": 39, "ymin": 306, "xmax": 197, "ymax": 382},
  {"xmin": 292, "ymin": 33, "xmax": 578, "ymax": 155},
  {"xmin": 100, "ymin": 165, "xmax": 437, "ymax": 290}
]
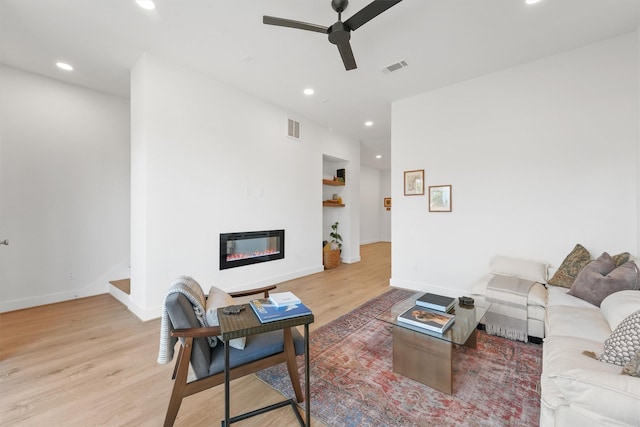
[{"xmin": 263, "ymin": 0, "xmax": 403, "ymax": 71}]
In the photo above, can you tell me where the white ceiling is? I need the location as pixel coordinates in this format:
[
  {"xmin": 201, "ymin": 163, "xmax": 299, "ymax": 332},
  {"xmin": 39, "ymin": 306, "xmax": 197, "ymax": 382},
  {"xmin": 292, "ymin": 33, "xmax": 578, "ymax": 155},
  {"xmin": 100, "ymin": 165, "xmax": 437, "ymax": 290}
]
[{"xmin": 1, "ymin": 0, "xmax": 638, "ymax": 170}]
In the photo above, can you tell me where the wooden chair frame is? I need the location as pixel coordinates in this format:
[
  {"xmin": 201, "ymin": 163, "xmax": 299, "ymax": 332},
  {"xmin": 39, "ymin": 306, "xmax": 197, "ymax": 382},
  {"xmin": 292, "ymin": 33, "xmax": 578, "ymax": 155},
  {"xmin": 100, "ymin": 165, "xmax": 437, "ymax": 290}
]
[{"xmin": 163, "ymin": 285, "xmax": 303, "ymax": 427}]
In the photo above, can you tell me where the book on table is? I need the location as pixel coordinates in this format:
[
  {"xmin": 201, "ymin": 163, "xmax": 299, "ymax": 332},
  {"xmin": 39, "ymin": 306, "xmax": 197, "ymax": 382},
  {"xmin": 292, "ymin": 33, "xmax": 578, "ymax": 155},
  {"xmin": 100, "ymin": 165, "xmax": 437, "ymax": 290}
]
[
  {"xmin": 249, "ymin": 298, "xmax": 312, "ymax": 323},
  {"xmin": 397, "ymin": 305, "xmax": 455, "ymax": 333},
  {"xmin": 269, "ymin": 291, "xmax": 301, "ymax": 307},
  {"xmin": 415, "ymin": 293, "xmax": 456, "ymax": 313}
]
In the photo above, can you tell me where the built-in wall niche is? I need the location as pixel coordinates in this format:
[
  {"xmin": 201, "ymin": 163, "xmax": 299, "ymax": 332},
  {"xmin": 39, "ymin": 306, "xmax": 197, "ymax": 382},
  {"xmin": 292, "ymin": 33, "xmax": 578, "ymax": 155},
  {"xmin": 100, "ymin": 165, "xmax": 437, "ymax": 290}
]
[{"xmin": 322, "ymin": 154, "xmax": 349, "ymax": 260}]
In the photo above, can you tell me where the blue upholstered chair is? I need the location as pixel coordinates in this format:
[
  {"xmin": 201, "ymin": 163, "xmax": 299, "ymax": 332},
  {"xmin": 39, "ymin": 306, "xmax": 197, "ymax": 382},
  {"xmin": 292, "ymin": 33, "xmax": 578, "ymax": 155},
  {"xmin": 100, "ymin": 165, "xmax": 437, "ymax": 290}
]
[{"xmin": 162, "ymin": 284, "xmax": 305, "ymax": 426}]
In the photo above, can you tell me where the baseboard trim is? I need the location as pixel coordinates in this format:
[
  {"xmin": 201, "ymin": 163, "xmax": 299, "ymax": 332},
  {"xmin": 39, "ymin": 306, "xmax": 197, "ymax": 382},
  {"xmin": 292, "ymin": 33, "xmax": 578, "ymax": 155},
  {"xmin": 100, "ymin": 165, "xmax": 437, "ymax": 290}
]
[{"xmin": 0, "ymin": 285, "xmax": 108, "ymax": 313}]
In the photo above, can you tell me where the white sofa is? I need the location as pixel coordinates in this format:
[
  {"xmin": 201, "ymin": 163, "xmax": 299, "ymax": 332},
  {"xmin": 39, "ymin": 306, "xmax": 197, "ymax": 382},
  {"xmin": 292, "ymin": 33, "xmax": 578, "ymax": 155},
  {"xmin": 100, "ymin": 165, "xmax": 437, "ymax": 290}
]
[
  {"xmin": 471, "ymin": 253, "xmax": 640, "ymax": 426},
  {"xmin": 541, "ymin": 287, "xmax": 640, "ymax": 426}
]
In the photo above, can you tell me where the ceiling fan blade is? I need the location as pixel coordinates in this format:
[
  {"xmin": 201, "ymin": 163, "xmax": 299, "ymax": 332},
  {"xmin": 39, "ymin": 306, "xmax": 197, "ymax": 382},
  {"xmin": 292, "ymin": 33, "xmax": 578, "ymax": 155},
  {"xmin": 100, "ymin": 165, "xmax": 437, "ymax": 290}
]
[
  {"xmin": 263, "ymin": 16, "xmax": 328, "ymax": 34},
  {"xmin": 344, "ymin": 0, "xmax": 403, "ymax": 31},
  {"xmin": 337, "ymin": 41, "xmax": 357, "ymax": 70}
]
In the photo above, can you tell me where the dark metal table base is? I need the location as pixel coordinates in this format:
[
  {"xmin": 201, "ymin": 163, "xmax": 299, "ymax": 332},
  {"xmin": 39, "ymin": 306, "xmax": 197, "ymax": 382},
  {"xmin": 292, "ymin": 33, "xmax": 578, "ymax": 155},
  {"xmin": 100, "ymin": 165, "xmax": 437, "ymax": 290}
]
[
  {"xmin": 222, "ymin": 323, "xmax": 311, "ymax": 427},
  {"xmin": 221, "ymin": 398, "xmax": 304, "ymax": 427}
]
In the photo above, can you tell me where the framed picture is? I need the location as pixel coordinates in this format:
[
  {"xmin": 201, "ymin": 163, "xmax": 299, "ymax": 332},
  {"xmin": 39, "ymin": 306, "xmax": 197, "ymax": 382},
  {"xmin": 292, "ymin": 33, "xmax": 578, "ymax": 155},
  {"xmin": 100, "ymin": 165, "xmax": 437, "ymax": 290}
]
[
  {"xmin": 404, "ymin": 170, "xmax": 425, "ymax": 196},
  {"xmin": 429, "ymin": 185, "xmax": 452, "ymax": 212}
]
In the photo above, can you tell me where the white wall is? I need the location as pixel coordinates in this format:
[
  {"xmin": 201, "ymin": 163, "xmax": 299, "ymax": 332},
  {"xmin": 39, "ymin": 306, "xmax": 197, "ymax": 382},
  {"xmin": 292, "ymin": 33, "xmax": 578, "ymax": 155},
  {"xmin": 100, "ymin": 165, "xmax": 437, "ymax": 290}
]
[
  {"xmin": 391, "ymin": 33, "xmax": 639, "ymax": 297},
  {"xmin": 380, "ymin": 169, "xmax": 392, "ymax": 242},
  {"xmin": 130, "ymin": 54, "xmax": 360, "ymax": 320},
  {"xmin": 359, "ymin": 166, "xmax": 382, "ymax": 244},
  {"xmin": 359, "ymin": 166, "xmax": 392, "ymax": 244},
  {"xmin": 0, "ymin": 65, "xmax": 130, "ymax": 312}
]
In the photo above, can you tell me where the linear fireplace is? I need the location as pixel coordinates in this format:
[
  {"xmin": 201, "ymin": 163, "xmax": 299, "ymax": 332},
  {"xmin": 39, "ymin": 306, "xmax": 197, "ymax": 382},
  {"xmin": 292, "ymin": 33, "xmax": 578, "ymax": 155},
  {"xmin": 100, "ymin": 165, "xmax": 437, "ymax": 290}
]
[{"xmin": 220, "ymin": 229, "xmax": 285, "ymax": 270}]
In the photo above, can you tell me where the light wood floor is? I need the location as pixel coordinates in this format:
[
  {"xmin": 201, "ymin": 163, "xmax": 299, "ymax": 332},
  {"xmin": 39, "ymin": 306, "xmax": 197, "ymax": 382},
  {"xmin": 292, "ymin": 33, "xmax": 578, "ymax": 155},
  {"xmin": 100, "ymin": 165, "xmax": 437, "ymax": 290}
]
[{"xmin": 0, "ymin": 242, "xmax": 391, "ymax": 427}]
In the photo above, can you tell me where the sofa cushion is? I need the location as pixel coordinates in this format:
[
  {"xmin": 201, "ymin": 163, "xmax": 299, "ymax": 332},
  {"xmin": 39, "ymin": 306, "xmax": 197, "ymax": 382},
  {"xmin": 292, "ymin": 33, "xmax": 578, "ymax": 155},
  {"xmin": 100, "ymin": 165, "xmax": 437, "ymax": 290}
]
[
  {"xmin": 541, "ymin": 335, "xmax": 620, "ymax": 414},
  {"xmin": 567, "ymin": 255, "xmax": 638, "ymax": 307},
  {"xmin": 205, "ymin": 286, "xmax": 246, "ymax": 350},
  {"xmin": 601, "ymin": 290, "xmax": 640, "ymax": 331},
  {"xmin": 551, "ymin": 369, "xmax": 640, "ymax": 427},
  {"xmin": 546, "ymin": 284, "xmax": 597, "ymax": 308},
  {"xmin": 548, "ymin": 244, "xmax": 591, "ymax": 288},
  {"xmin": 490, "ymin": 255, "xmax": 548, "ymax": 283},
  {"xmin": 545, "ymin": 305, "xmax": 611, "ymax": 342},
  {"xmin": 599, "ymin": 310, "xmax": 640, "ymax": 366}
]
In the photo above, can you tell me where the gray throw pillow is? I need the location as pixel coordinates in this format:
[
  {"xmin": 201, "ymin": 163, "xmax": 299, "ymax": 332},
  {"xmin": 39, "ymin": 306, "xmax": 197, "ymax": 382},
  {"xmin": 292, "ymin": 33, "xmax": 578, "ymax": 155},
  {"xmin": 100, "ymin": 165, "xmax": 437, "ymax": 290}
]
[
  {"xmin": 568, "ymin": 255, "xmax": 639, "ymax": 306},
  {"xmin": 599, "ymin": 310, "xmax": 640, "ymax": 366},
  {"xmin": 548, "ymin": 244, "xmax": 591, "ymax": 288}
]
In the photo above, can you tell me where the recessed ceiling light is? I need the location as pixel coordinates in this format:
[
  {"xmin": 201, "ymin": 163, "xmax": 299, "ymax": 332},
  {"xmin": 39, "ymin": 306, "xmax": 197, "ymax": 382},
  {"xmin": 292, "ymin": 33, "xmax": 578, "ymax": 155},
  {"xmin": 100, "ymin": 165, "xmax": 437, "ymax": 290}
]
[
  {"xmin": 525, "ymin": 0, "xmax": 542, "ymax": 4},
  {"xmin": 376, "ymin": 155, "xmax": 382, "ymax": 159},
  {"xmin": 364, "ymin": 121, "xmax": 373, "ymax": 126},
  {"xmin": 56, "ymin": 62, "xmax": 73, "ymax": 71},
  {"xmin": 136, "ymin": 0, "xmax": 156, "ymax": 10},
  {"xmin": 303, "ymin": 88, "xmax": 314, "ymax": 96}
]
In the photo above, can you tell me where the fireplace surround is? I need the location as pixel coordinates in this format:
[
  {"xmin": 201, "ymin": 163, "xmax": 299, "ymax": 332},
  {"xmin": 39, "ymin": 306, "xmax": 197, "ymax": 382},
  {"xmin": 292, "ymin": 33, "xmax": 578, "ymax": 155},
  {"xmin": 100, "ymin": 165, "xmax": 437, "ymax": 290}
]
[{"xmin": 219, "ymin": 229, "xmax": 285, "ymax": 270}]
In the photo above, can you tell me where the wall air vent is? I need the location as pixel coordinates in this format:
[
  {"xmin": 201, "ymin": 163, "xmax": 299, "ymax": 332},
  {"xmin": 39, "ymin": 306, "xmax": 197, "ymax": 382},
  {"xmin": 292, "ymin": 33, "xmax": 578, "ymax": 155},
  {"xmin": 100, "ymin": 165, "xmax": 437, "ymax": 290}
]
[
  {"xmin": 381, "ymin": 60, "xmax": 408, "ymax": 74},
  {"xmin": 287, "ymin": 118, "xmax": 300, "ymax": 140}
]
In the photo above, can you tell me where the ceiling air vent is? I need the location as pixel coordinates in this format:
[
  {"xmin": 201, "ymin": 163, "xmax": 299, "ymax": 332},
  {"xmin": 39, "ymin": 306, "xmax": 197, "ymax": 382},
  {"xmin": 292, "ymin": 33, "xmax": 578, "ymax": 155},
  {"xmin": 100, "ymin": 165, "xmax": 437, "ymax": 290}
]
[
  {"xmin": 381, "ymin": 60, "xmax": 408, "ymax": 74},
  {"xmin": 287, "ymin": 118, "xmax": 300, "ymax": 140}
]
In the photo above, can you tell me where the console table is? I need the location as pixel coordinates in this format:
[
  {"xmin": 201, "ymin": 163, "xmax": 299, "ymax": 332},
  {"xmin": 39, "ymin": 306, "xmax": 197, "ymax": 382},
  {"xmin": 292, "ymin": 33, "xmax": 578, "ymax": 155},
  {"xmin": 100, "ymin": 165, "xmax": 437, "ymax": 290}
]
[{"xmin": 217, "ymin": 307, "xmax": 314, "ymax": 426}]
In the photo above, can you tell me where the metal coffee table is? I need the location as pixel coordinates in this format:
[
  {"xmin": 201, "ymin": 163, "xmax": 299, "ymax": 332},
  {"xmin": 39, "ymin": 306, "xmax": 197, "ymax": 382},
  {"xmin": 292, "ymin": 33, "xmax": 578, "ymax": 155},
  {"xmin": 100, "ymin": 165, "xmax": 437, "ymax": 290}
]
[{"xmin": 377, "ymin": 292, "xmax": 489, "ymax": 394}]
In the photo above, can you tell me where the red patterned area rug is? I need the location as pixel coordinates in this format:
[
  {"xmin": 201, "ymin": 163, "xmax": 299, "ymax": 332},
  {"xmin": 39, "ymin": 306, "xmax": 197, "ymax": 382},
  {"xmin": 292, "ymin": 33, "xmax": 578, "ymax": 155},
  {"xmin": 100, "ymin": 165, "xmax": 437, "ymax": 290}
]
[{"xmin": 256, "ymin": 288, "xmax": 542, "ymax": 427}]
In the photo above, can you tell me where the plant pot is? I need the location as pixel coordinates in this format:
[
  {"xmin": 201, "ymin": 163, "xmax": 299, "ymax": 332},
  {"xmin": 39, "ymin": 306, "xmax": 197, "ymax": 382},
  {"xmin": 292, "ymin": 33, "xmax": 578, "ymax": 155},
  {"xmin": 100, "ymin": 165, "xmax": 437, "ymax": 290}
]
[{"xmin": 323, "ymin": 249, "xmax": 341, "ymax": 269}]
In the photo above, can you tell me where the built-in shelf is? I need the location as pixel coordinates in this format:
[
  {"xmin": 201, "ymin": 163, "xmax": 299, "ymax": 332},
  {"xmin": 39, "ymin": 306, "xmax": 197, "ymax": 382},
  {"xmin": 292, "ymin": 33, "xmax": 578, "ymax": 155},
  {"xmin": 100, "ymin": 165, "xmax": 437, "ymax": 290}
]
[
  {"xmin": 322, "ymin": 179, "xmax": 345, "ymax": 186},
  {"xmin": 323, "ymin": 202, "xmax": 345, "ymax": 207}
]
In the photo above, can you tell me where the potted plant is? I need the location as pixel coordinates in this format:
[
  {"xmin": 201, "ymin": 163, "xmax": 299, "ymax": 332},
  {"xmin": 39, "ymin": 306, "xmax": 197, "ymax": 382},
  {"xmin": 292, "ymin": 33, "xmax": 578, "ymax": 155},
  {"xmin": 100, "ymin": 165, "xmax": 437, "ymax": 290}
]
[
  {"xmin": 329, "ymin": 221, "xmax": 342, "ymax": 251},
  {"xmin": 323, "ymin": 222, "xmax": 342, "ymax": 269}
]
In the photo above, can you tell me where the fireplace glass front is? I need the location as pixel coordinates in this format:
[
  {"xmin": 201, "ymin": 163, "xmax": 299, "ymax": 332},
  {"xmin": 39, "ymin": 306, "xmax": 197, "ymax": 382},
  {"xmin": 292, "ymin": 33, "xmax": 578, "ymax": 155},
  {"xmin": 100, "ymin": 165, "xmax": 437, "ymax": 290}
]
[{"xmin": 219, "ymin": 229, "xmax": 285, "ymax": 270}]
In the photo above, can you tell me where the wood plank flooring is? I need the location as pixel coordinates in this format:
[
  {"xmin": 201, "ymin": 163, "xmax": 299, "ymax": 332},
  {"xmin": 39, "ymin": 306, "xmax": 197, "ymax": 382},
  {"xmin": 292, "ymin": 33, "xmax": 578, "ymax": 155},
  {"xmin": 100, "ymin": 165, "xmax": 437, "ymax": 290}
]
[{"xmin": 0, "ymin": 242, "xmax": 391, "ymax": 426}]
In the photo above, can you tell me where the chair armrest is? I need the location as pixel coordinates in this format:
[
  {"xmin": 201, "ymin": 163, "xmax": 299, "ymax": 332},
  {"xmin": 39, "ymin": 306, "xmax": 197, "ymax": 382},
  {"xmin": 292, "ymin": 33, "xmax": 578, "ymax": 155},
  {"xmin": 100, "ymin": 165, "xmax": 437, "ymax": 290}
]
[
  {"xmin": 170, "ymin": 326, "xmax": 221, "ymax": 338},
  {"xmin": 229, "ymin": 285, "xmax": 277, "ymax": 298}
]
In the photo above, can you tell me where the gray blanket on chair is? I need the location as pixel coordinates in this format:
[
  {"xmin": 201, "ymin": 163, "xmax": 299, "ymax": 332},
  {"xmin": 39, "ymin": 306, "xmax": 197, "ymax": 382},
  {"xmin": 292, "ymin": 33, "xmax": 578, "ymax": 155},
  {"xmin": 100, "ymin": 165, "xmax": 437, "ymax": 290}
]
[
  {"xmin": 484, "ymin": 274, "xmax": 535, "ymax": 342},
  {"xmin": 157, "ymin": 276, "xmax": 214, "ymax": 364}
]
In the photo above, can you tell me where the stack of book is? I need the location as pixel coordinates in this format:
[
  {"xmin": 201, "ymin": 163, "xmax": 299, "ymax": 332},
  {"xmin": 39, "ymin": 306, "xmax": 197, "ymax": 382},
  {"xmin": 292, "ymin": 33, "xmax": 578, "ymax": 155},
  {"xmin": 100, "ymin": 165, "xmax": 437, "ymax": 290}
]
[
  {"xmin": 396, "ymin": 293, "xmax": 456, "ymax": 333},
  {"xmin": 416, "ymin": 293, "xmax": 455, "ymax": 313},
  {"xmin": 249, "ymin": 292, "xmax": 311, "ymax": 323}
]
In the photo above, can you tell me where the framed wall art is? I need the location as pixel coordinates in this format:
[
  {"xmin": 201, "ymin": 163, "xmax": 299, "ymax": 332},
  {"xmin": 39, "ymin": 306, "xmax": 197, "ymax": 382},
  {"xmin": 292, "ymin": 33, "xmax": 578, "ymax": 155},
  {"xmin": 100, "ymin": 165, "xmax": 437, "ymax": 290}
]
[
  {"xmin": 404, "ymin": 170, "xmax": 424, "ymax": 196},
  {"xmin": 383, "ymin": 197, "xmax": 391, "ymax": 211},
  {"xmin": 429, "ymin": 185, "xmax": 452, "ymax": 212}
]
